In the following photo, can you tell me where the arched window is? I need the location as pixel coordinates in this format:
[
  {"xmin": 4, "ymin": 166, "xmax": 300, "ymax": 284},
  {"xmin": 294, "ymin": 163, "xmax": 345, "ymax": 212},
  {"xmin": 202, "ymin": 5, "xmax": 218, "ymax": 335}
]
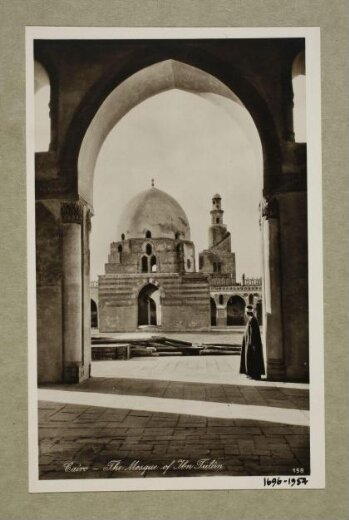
[
  {"xmin": 118, "ymin": 244, "xmax": 122, "ymax": 253},
  {"xmin": 141, "ymin": 255, "xmax": 148, "ymax": 273},
  {"xmin": 216, "ymin": 218, "xmax": 220, "ymax": 224},
  {"xmin": 214, "ymin": 262, "xmax": 222, "ymax": 273},
  {"xmin": 146, "ymin": 243, "xmax": 152, "ymax": 255},
  {"xmin": 176, "ymin": 244, "xmax": 181, "ymax": 253},
  {"xmin": 199, "ymin": 256, "xmax": 203, "ymax": 270},
  {"xmin": 91, "ymin": 299, "xmax": 98, "ymax": 328},
  {"xmin": 151, "ymin": 255, "xmax": 157, "ymax": 272},
  {"xmin": 292, "ymin": 50, "xmax": 306, "ymax": 143},
  {"xmin": 175, "ymin": 232, "xmax": 180, "ymax": 239},
  {"xmin": 34, "ymin": 61, "xmax": 51, "ymax": 152},
  {"xmin": 146, "ymin": 230, "xmax": 152, "ymax": 238},
  {"xmin": 219, "ymin": 294, "xmax": 224, "ymax": 305},
  {"xmin": 121, "ymin": 233, "xmax": 125, "ymax": 241},
  {"xmin": 187, "ymin": 259, "xmax": 191, "ymax": 269}
]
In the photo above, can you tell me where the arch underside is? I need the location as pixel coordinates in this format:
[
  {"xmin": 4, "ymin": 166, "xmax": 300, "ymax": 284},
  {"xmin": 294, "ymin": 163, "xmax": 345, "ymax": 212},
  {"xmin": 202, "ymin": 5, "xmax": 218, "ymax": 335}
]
[{"xmin": 76, "ymin": 58, "xmax": 268, "ymax": 206}]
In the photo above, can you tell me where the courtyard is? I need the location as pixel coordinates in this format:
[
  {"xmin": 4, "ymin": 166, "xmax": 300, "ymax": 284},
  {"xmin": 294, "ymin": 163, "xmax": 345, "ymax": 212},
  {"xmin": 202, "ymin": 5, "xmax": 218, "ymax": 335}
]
[{"xmin": 38, "ymin": 332, "xmax": 310, "ymax": 479}]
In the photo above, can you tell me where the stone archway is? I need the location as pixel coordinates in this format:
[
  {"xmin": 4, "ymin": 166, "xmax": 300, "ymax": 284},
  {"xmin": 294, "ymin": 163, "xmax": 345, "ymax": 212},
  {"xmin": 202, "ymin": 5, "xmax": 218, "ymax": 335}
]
[
  {"xmin": 138, "ymin": 284, "xmax": 161, "ymax": 327},
  {"xmin": 75, "ymin": 59, "xmax": 264, "ymax": 207},
  {"xmin": 227, "ymin": 295, "xmax": 246, "ymax": 326},
  {"xmin": 34, "ymin": 38, "xmax": 308, "ymax": 382}
]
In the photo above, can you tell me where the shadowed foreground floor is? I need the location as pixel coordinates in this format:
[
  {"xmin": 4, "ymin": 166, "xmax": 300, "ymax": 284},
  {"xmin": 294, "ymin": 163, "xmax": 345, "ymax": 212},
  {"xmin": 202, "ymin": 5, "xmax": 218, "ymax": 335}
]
[
  {"xmin": 39, "ymin": 400, "xmax": 310, "ymax": 479},
  {"xmin": 38, "ymin": 356, "xmax": 310, "ymax": 479}
]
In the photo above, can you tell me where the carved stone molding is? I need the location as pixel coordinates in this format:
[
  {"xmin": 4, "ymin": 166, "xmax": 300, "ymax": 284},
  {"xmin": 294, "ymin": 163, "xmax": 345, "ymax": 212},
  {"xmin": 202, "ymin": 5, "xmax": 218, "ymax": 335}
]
[
  {"xmin": 261, "ymin": 197, "xmax": 279, "ymax": 220},
  {"xmin": 61, "ymin": 201, "xmax": 84, "ymax": 224}
]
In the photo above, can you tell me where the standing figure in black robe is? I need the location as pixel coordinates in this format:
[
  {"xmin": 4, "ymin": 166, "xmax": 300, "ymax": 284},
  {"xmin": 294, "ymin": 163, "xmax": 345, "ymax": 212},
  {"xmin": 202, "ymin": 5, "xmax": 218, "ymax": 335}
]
[{"xmin": 239, "ymin": 305, "xmax": 265, "ymax": 380}]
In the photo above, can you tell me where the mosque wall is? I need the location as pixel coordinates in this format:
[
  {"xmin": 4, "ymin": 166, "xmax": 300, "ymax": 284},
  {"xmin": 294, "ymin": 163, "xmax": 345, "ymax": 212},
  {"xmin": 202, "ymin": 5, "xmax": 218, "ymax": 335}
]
[
  {"xmin": 161, "ymin": 274, "xmax": 210, "ymax": 330},
  {"xmin": 98, "ymin": 273, "xmax": 211, "ymax": 332},
  {"xmin": 105, "ymin": 238, "xmax": 190, "ymax": 274}
]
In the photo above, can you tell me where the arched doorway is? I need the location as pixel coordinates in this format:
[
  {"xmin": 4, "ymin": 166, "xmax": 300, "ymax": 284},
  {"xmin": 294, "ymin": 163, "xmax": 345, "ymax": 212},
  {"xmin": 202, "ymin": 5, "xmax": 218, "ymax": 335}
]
[
  {"xmin": 91, "ymin": 299, "xmax": 98, "ymax": 328},
  {"xmin": 227, "ymin": 295, "xmax": 246, "ymax": 326},
  {"xmin": 138, "ymin": 284, "xmax": 161, "ymax": 327},
  {"xmin": 210, "ymin": 297, "xmax": 217, "ymax": 326},
  {"xmin": 34, "ymin": 39, "xmax": 309, "ymax": 383}
]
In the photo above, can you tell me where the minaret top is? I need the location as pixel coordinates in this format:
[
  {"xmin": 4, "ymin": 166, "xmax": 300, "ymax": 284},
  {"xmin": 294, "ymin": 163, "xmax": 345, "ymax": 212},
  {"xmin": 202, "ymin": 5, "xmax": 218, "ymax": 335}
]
[{"xmin": 210, "ymin": 193, "xmax": 224, "ymax": 224}]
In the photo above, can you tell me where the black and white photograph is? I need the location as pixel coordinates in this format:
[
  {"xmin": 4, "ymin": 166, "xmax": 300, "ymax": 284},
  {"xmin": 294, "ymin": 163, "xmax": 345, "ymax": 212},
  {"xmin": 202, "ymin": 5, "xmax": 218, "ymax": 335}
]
[{"xmin": 27, "ymin": 27, "xmax": 324, "ymax": 492}]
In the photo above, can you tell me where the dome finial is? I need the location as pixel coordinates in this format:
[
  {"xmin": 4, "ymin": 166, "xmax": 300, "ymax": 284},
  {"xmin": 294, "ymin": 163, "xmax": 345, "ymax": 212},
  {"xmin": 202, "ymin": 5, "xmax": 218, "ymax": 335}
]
[{"xmin": 151, "ymin": 178, "xmax": 155, "ymax": 188}]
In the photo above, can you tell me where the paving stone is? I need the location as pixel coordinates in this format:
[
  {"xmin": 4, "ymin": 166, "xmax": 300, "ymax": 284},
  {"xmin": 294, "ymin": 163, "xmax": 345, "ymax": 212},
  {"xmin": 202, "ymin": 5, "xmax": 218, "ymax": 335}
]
[
  {"xmin": 237, "ymin": 440, "xmax": 255, "ymax": 455},
  {"xmin": 143, "ymin": 428, "xmax": 174, "ymax": 435},
  {"xmin": 285, "ymin": 435, "xmax": 309, "ymax": 447},
  {"xmin": 38, "ymin": 396, "xmax": 310, "ymax": 479},
  {"xmin": 223, "ymin": 446, "xmax": 240, "ymax": 455},
  {"xmin": 262, "ymin": 426, "xmax": 298, "ymax": 436},
  {"xmin": 97, "ymin": 427, "xmax": 129, "ymax": 435},
  {"xmin": 121, "ymin": 417, "xmax": 151, "ymax": 427},
  {"xmin": 269, "ymin": 448, "xmax": 295, "ymax": 459},
  {"xmin": 53, "ymin": 376, "xmax": 309, "ymax": 411}
]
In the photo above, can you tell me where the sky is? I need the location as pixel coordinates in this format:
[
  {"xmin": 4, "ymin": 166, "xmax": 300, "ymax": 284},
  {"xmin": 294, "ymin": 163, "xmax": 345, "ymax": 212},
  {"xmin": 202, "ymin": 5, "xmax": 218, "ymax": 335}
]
[
  {"xmin": 35, "ymin": 76, "xmax": 306, "ymax": 282},
  {"xmin": 91, "ymin": 89, "xmax": 263, "ymax": 281}
]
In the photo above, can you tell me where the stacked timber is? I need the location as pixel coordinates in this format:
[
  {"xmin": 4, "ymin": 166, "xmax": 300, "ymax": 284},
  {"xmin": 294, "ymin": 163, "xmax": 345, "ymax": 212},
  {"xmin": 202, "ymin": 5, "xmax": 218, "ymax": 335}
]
[
  {"xmin": 200, "ymin": 343, "xmax": 241, "ymax": 355},
  {"xmin": 91, "ymin": 335, "xmax": 241, "ymax": 359}
]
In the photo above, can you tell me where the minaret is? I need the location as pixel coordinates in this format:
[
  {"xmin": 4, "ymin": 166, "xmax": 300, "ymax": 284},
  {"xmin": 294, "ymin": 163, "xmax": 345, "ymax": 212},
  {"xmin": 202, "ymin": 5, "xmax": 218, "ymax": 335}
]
[{"xmin": 209, "ymin": 193, "xmax": 228, "ymax": 247}]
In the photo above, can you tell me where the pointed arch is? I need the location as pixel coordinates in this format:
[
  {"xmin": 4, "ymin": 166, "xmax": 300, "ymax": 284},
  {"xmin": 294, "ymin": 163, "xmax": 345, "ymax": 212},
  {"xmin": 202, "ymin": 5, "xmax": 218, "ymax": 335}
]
[
  {"xmin": 138, "ymin": 283, "xmax": 161, "ymax": 326},
  {"xmin": 91, "ymin": 299, "xmax": 98, "ymax": 328},
  {"xmin": 141, "ymin": 255, "xmax": 148, "ymax": 273},
  {"xmin": 65, "ymin": 57, "xmax": 279, "ymax": 205},
  {"xmin": 227, "ymin": 295, "xmax": 246, "ymax": 326}
]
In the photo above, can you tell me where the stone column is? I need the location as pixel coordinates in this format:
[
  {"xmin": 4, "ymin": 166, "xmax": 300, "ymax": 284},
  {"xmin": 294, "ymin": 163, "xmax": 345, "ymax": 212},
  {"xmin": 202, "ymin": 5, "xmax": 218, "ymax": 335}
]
[
  {"xmin": 83, "ymin": 210, "xmax": 92, "ymax": 376},
  {"xmin": 61, "ymin": 201, "xmax": 85, "ymax": 383},
  {"xmin": 261, "ymin": 197, "xmax": 285, "ymax": 380}
]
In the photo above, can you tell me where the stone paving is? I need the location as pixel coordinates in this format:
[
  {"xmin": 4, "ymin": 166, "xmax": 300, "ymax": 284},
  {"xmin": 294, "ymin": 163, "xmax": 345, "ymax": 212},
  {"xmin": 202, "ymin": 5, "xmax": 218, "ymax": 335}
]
[
  {"xmin": 90, "ymin": 355, "xmax": 309, "ymax": 388},
  {"xmin": 42, "ymin": 377, "xmax": 309, "ymax": 410},
  {"xmin": 39, "ymin": 401, "xmax": 310, "ymax": 479},
  {"xmin": 38, "ymin": 355, "xmax": 310, "ymax": 480}
]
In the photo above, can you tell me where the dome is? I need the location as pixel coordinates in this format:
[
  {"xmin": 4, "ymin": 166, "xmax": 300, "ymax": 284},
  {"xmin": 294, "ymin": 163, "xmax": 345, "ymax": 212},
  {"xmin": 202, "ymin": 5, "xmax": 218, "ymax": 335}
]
[
  {"xmin": 213, "ymin": 193, "xmax": 221, "ymax": 199},
  {"xmin": 117, "ymin": 187, "xmax": 191, "ymax": 240}
]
